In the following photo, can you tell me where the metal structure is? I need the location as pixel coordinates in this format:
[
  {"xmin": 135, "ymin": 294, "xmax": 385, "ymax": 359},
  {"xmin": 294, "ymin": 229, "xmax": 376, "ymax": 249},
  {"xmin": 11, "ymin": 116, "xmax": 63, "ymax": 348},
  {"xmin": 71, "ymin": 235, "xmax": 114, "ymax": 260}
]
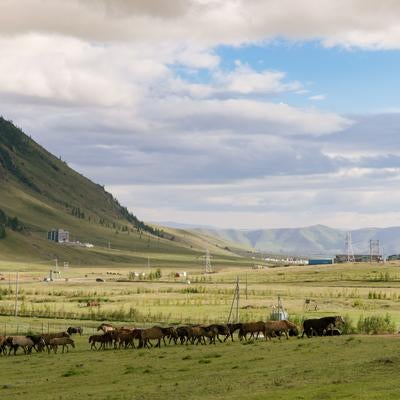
[
  {"xmin": 227, "ymin": 277, "xmax": 240, "ymax": 323},
  {"xmin": 369, "ymin": 239, "xmax": 381, "ymax": 263},
  {"xmin": 270, "ymin": 295, "xmax": 288, "ymax": 321},
  {"xmin": 345, "ymin": 232, "xmax": 355, "ymax": 262},
  {"xmin": 205, "ymin": 249, "xmax": 213, "ymax": 274}
]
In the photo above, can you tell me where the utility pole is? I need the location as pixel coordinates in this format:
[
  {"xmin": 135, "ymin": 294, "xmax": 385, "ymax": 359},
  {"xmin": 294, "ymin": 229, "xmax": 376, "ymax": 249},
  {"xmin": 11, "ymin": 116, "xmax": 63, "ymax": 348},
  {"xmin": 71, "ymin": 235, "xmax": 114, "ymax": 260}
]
[
  {"xmin": 245, "ymin": 273, "xmax": 248, "ymax": 300},
  {"xmin": 227, "ymin": 276, "xmax": 240, "ymax": 323},
  {"xmin": 235, "ymin": 276, "xmax": 239, "ymax": 322},
  {"xmin": 14, "ymin": 271, "xmax": 19, "ymax": 317}
]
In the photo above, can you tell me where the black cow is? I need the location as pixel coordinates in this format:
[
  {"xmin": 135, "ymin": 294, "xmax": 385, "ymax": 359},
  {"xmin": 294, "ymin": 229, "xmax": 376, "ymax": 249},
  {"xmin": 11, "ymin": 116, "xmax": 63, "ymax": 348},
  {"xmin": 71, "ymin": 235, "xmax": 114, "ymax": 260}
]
[{"xmin": 302, "ymin": 316, "xmax": 344, "ymax": 338}]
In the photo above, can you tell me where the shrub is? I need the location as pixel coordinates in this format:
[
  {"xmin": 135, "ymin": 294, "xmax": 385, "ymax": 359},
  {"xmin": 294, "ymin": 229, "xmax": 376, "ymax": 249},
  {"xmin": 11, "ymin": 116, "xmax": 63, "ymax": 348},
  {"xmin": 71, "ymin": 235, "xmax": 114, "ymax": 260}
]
[
  {"xmin": 357, "ymin": 314, "xmax": 396, "ymax": 334},
  {"xmin": 342, "ymin": 315, "xmax": 357, "ymax": 334}
]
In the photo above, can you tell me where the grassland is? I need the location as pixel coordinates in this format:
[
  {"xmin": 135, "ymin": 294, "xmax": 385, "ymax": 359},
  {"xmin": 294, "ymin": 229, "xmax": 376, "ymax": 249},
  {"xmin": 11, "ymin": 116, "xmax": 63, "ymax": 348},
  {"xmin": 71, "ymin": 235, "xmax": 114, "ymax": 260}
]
[
  {"xmin": 1, "ymin": 334, "xmax": 400, "ymax": 399},
  {"xmin": 2, "ymin": 260, "xmax": 400, "ymax": 327},
  {"xmin": 2, "ymin": 261, "xmax": 400, "ymax": 399}
]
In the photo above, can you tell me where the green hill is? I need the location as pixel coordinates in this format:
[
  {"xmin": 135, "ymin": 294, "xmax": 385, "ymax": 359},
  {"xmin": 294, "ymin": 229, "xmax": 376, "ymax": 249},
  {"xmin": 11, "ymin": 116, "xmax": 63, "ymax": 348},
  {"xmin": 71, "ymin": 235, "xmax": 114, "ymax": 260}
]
[{"xmin": 0, "ymin": 117, "xmax": 243, "ymax": 266}]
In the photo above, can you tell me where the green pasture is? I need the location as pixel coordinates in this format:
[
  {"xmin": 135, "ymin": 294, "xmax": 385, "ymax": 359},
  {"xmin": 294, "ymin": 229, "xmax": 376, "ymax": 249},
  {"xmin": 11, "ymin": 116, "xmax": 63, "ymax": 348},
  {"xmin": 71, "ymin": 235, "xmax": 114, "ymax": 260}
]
[
  {"xmin": 1, "ymin": 334, "xmax": 400, "ymax": 399},
  {"xmin": 1, "ymin": 261, "xmax": 400, "ymax": 398}
]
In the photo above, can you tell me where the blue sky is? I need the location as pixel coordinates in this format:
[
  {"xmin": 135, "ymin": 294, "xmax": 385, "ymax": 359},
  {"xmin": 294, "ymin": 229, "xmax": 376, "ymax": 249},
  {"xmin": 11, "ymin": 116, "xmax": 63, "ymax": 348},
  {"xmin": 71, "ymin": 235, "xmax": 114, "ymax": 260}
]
[
  {"xmin": 216, "ymin": 42, "xmax": 400, "ymax": 114},
  {"xmin": 1, "ymin": 0, "xmax": 400, "ymax": 229}
]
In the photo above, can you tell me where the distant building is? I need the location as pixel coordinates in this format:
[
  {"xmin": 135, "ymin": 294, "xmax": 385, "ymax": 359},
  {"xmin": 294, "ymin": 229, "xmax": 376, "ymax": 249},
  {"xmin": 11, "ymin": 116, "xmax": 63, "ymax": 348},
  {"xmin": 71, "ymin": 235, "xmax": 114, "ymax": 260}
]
[
  {"xmin": 308, "ymin": 259, "xmax": 334, "ymax": 265},
  {"xmin": 47, "ymin": 228, "xmax": 69, "ymax": 243}
]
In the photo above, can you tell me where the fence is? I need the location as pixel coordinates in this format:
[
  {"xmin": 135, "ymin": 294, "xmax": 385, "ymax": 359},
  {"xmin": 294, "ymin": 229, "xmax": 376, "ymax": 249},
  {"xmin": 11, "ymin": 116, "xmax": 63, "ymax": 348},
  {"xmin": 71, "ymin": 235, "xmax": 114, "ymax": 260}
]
[{"xmin": 0, "ymin": 320, "xmax": 102, "ymax": 336}]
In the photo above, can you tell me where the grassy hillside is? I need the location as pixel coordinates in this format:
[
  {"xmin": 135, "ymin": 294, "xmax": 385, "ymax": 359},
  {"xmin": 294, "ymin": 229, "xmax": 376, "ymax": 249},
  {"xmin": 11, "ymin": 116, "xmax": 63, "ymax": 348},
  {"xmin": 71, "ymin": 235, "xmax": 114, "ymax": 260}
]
[{"xmin": 0, "ymin": 117, "xmax": 244, "ymax": 265}]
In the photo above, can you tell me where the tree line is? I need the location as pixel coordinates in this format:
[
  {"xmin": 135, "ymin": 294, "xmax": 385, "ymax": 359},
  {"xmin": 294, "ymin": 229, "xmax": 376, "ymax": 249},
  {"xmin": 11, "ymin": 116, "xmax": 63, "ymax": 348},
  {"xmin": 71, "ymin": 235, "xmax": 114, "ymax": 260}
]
[{"xmin": 0, "ymin": 209, "xmax": 24, "ymax": 239}]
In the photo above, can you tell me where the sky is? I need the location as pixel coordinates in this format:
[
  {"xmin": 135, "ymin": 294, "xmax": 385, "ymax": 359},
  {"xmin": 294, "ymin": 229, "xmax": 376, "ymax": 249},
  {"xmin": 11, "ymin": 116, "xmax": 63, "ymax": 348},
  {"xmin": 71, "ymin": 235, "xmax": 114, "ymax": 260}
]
[{"xmin": 1, "ymin": 0, "xmax": 400, "ymax": 229}]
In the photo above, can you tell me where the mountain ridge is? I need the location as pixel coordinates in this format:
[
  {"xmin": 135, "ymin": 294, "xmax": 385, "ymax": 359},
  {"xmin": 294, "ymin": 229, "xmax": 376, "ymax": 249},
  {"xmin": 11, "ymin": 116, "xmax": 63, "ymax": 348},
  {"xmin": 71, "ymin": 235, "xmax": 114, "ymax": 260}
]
[{"xmin": 158, "ymin": 222, "xmax": 400, "ymax": 256}]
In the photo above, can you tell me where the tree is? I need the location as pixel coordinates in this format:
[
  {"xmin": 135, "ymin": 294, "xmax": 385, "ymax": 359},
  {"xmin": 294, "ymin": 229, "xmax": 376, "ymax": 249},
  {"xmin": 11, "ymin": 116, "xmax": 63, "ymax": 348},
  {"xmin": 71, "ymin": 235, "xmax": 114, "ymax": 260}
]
[
  {"xmin": 0, "ymin": 209, "xmax": 6, "ymax": 225},
  {"xmin": 8, "ymin": 216, "xmax": 22, "ymax": 231},
  {"xmin": 0, "ymin": 224, "xmax": 6, "ymax": 239}
]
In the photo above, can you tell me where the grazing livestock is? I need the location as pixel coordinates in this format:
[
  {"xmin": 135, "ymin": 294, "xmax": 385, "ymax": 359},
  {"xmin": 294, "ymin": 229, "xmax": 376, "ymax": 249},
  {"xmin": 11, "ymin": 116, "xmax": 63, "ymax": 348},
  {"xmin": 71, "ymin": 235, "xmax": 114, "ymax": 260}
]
[
  {"xmin": 26, "ymin": 335, "xmax": 46, "ymax": 352},
  {"xmin": 89, "ymin": 334, "xmax": 110, "ymax": 350},
  {"xmin": 176, "ymin": 326, "xmax": 192, "ymax": 344},
  {"xmin": 6, "ymin": 336, "xmax": 34, "ymax": 355},
  {"xmin": 302, "ymin": 316, "xmax": 345, "ymax": 338},
  {"xmin": 41, "ymin": 332, "xmax": 69, "ymax": 351},
  {"xmin": 117, "ymin": 330, "xmax": 138, "ymax": 349},
  {"xmin": 264, "ymin": 320, "xmax": 299, "ymax": 340},
  {"xmin": 141, "ymin": 327, "xmax": 165, "ymax": 348},
  {"xmin": 201, "ymin": 325, "xmax": 219, "ymax": 345},
  {"xmin": 67, "ymin": 327, "xmax": 83, "ymax": 336},
  {"xmin": 0, "ymin": 335, "xmax": 6, "ymax": 355},
  {"xmin": 226, "ymin": 323, "xmax": 242, "ymax": 342},
  {"xmin": 207, "ymin": 324, "xmax": 231, "ymax": 343},
  {"xmin": 159, "ymin": 327, "xmax": 179, "ymax": 345},
  {"xmin": 187, "ymin": 325, "xmax": 218, "ymax": 345},
  {"xmin": 49, "ymin": 337, "xmax": 75, "ymax": 354},
  {"xmin": 131, "ymin": 329, "xmax": 144, "ymax": 348},
  {"xmin": 239, "ymin": 321, "xmax": 265, "ymax": 341},
  {"xmin": 97, "ymin": 323, "xmax": 115, "ymax": 333}
]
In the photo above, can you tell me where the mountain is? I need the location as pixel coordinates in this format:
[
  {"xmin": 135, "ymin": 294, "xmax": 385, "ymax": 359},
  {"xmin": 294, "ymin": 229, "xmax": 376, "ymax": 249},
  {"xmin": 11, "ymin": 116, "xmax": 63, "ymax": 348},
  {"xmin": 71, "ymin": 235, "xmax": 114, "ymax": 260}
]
[
  {"xmin": 191, "ymin": 225, "xmax": 400, "ymax": 257},
  {"xmin": 0, "ymin": 117, "xmax": 241, "ymax": 264}
]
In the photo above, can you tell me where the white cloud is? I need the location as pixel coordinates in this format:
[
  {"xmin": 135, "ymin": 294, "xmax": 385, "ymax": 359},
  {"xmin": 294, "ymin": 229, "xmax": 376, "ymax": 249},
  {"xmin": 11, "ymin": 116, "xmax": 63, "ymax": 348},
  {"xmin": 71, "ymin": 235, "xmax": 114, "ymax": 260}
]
[
  {"xmin": 309, "ymin": 94, "xmax": 326, "ymax": 101},
  {"xmin": 213, "ymin": 65, "xmax": 303, "ymax": 95},
  {"xmin": 1, "ymin": 0, "xmax": 400, "ymax": 230},
  {"xmin": 150, "ymin": 98, "xmax": 351, "ymax": 136},
  {"xmin": 108, "ymin": 168, "xmax": 400, "ymax": 229},
  {"xmin": 2, "ymin": 0, "xmax": 400, "ymax": 49}
]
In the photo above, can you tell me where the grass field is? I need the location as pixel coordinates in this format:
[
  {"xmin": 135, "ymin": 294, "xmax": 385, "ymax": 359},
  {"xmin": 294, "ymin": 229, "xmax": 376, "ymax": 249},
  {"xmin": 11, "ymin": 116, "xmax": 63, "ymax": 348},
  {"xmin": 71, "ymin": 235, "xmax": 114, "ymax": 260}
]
[
  {"xmin": 1, "ymin": 334, "xmax": 400, "ymax": 399},
  {"xmin": 2, "ymin": 260, "xmax": 400, "ymax": 399},
  {"xmin": 2, "ymin": 261, "xmax": 400, "ymax": 327}
]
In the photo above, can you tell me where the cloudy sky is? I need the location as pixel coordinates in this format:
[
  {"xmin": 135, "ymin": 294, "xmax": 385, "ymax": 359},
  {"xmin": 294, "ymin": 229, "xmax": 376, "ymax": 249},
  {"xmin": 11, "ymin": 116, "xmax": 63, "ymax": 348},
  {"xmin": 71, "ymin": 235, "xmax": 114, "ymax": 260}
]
[{"xmin": 1, "ymin": 0, "xmax": 400, "ymax": 229}]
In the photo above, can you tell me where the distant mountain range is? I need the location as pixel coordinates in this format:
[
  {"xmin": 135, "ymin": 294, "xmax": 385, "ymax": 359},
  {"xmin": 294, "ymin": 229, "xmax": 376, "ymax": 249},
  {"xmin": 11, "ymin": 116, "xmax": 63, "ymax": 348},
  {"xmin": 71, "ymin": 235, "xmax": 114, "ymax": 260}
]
[{"xmin": 159, "ymin": 223, "xmax": 400, "ymax": 257}]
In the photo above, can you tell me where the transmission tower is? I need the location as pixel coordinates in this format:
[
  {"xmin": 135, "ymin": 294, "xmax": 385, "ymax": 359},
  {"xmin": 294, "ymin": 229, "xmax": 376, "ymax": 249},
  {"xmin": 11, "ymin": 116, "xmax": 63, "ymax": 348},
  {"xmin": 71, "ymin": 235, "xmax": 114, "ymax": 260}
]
[
  {"xmin": 369, "ymin": 240, "xmax": 380, "ymax": 262},
  {"xmin": 205, "ymin": 249, "xmax": 213, "ymax": 274},
  {"xmin": 345, "ymin": 232, "xmax": 355, "ymax": 262}
]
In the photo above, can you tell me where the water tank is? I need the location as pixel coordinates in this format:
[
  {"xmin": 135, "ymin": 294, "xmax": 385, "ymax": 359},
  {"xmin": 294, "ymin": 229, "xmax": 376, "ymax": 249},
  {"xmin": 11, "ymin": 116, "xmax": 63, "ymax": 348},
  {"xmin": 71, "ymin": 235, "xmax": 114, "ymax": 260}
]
[{"xmin": 270, "ymin": 309, "xmax": 288, "ymax": 321}]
